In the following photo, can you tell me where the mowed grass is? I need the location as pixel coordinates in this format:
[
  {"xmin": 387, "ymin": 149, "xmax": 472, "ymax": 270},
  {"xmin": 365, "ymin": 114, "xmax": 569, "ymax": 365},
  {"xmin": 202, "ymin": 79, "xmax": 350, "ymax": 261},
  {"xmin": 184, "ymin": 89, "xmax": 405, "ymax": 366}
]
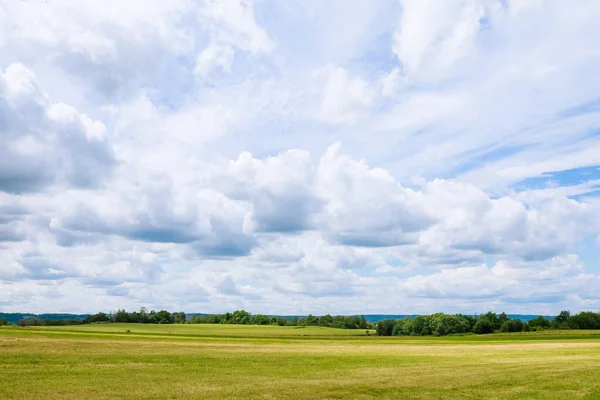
[{"xmin": 1, "ymin": 325, "xmax": 600, "ymax": 399}]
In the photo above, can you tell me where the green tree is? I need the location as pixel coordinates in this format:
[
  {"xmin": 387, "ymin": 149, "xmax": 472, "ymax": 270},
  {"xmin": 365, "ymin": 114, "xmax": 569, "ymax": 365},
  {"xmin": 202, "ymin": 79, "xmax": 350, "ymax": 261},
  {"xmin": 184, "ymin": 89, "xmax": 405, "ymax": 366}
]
[
  {"xmin": 358, "ymin": 316, "xmax": 368, "ymax": 329},
  {"xmin": 232, "ymin": 310, "xmax": 250, "ymax": 324},
  {"xmin": 473, "ymin": 318, "xmax": 494, "ymax": 334},
  {"xmin": 555, "ymin": 310, "xmax": 571, "ymax": 324},
  {"xmin": 499, "ymin": 312, "xmax": 509, "ymax": 326},
  {"xmin": 303, "ymin": 314, "xmax": 318, "ymax": 326},
  {"xmin": 500, "ymin": 319, "xmax": 524, "ymax": 333},
  {"xmin": 173, "ymin": 312, "xmax": 186, "ymax": 324},
  {"xmin": 480, "ymin": 312, "xmax": 501, "ymax": 330},
  {"xmin": 139, "ymin": 307, "xmax": 150, "ymax": 323},
  {"xmin": 376, "ymin": 319, "xmax": 396, "ymax": 336},
  {"xmin": 251, "ymin": 314, "xmax": 270, "ymax": 325},
  {"xmin": 112, "ymin": 309, "xmax": 130, "ymax": 323},
  {"xmin": 84, "ymin": 312, "xmax": 110, "ymax": 324},
  {"xmin": 569, "ymin": 312, "xmax": 600, "ymax": 329},
  {"xmin": 0, "ymin": 317, "xmax": 8, "ymax": 326},
  {"xmin": 430, "ymin": 314, "xmax": 470, "ymax": 336},
  {"xmin": 319, "ymin": 314, "xmax": 333, "ymax": 327},
  {"xmin": 155, "ymin": 310, "xmax": 172, "ymax": 324},
  {"xmin": 528, "ymin": 316, "xmax": 550, "ymax": 329},
  {"xmin": 392, "ymin": 321, "xmax": 405, "ymax": 336}
]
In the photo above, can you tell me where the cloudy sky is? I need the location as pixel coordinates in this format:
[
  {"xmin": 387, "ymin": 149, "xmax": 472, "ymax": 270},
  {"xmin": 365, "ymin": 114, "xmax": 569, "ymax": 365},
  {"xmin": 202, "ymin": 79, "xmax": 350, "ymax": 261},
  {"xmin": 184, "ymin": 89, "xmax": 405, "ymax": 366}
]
[{"xmin": 1, "ymin": 0, "xmax": 599, "ymax": 315}]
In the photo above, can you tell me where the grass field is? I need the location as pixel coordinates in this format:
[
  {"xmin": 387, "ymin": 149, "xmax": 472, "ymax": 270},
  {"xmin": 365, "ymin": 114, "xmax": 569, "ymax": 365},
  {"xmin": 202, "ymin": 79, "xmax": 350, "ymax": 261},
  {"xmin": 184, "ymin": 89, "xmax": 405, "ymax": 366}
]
[{"xmin": 1, "ymin": 325, "xmax": 600, "ymax": 399}]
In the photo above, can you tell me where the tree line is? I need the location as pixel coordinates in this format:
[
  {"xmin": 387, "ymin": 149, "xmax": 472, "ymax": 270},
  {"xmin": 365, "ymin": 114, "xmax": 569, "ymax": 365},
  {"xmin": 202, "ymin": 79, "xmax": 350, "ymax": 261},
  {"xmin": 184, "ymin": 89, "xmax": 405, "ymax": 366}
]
[
  {"xmin": 188, "ymin": 310, "xmax": 371, "ymax": 329},
  {"xmin": 375, "ymin": 311, "xmax": 600, "ymax": 336},
  {"xmin": 5, "ymin": 309, "xmax": 600, "ymax": 335},
  {"xmin": 8, "ymin": 308, "xmax": 372, "ymax": 329}
]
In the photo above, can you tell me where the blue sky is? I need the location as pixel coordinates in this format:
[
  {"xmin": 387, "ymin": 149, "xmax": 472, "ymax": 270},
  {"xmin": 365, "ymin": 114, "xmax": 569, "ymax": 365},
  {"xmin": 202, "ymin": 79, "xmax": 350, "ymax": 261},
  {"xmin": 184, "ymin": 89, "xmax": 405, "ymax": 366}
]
[{"xmin": 0, "ymin": 0, "xmax": 599, "ymax": 315}]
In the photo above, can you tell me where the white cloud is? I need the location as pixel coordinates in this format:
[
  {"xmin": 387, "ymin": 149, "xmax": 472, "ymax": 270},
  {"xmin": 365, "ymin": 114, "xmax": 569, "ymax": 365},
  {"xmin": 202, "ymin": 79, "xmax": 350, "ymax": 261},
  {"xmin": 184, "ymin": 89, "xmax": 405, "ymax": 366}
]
[
  {"xmin": 316, "ymin": 66, "xmax": 377, "ymax": 124},
  {"xmin": 1, "ymin": 0, "xmax": 600, "ymax": 314},
  {"xmin": 198, "ymin": 0, "xmax": 274, "ymax": 54},
  {"xmin": 393, "ymin": 0, "xmax": 487, "ymax": 82},
  {"xmin": 0, "ymin": 63, "xmax": 114, "ymax": 193},
  {"xmin": 317, "ymin": 143, "xmax": 432, "ymax": 246},
  {"xmin": 194, "ymin": 42, "xmax": 236, "ymax": 77}
]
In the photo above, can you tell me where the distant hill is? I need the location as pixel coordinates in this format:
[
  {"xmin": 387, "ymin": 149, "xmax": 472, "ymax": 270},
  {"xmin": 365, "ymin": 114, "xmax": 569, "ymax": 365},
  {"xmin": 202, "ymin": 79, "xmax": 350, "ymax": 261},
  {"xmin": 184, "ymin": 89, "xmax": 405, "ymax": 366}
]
[{"xmin": 0, "ymin": 313, "xmax": 90, "ymax": 324}]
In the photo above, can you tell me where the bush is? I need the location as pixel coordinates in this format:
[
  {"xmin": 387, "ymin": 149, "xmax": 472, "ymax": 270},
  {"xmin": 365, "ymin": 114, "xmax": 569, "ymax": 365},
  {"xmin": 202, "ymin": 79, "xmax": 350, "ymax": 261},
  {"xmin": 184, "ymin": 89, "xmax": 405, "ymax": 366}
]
[
  {"xmin": 500, "ymin": 319, "xmax": 524, "ymax": 333},
  {"xmin": 376, "ymin": 319, "xmax": 396, "ymax": 336},
  {"xmin": 528, "ymin": 316, "xmax": 551, "ymax": 329},
  {"xmin": 473, "ymin": 318, "xmax": 494, "ymax": 334}
]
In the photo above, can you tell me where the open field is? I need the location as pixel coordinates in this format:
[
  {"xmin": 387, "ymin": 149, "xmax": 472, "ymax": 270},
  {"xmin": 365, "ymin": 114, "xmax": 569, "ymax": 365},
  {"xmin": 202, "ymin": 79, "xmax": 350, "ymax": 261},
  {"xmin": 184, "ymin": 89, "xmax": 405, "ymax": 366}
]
[
  {"xmin": 25, "ymin": 322, "xmax": 376, "ymax": 337},
  {"xmin": 1, "ymin": 325, "xmax": 600, "ymax": 399}
]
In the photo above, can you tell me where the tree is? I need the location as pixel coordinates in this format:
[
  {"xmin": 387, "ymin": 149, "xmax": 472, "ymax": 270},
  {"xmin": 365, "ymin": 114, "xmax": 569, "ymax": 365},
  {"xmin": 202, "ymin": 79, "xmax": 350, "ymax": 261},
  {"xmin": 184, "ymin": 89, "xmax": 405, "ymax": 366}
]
[
  {"xmin": 376, "ymin": 319, "xmax": 396, "ymax": 336},
  {"xmin": 500, "ymin": 319, "xmax": 524, "ymax": 333},
  {"xmin": 408, "ymin": 316, "xmax": 431, "ymax": 336},
  {"xmin": 173, "ymin": 312, "xmax": 186, "ymax": 324},
  {"xmin": 112, "ymin": 309, "xmax": 130, "ymax": 323},
  {"xmin": 480, "ymin": 312, "xmax": 501, "ymax": 330},
  {"xmin": 129, "ymin": 312, "xmax": 141, "ymax": 323},
  {"xmin": 555, "ymin": 310, "xmax": 571, "ymax": 324},
  {"xmin": 473, "ymin": 318, "xmax": 494, "ymax": 334},
  {"xmin": 319, "ymin": 314, "xmax": 333, "ymax": 327},
  {"xmin": 251, "ymin": 314, "xmax": 270, "ymax": 325},
  {"xmin": 155, "ymin": 310, "xmax": 173, "ymax": 324},
  {"xmin": 0, "ymin": 317, "xmax": 7, "ymax": 326},
  {"xmin": 528, "ymin": 316, "xmax": 550, "ymax": 329},
  {"xmin": 569, "ymin": 312, "xmax": 600, "ymax": 329},
  {"xmin": 303, "ymin": 314, "xmax": 318, "ymax": 326},
  {"xmin": 139, "ymin": 307, "xmax": 150, "ymax": 323},
  {"xmin": 392, "ymin": 321, "xmax": 405, "ymax": 336},
  {"xmin": 18, "ymin": 318, "xmax": 42, "ymax": 327},
  {"xmin": 148, "ymin": 310, "xmax": 158, "ymax": 324},
  {"xmin": 359, "ymin": 316, "xmax": 369, "ymax": 329},
  {"xmin": 221, "ymin": 312, "xmax": 232, "ymax": 324},
  {"xmin": 430, "ymin": 314, "xmax": 470, "ymax": 336},
  {"xmin": 499, "ymin": 312, "xmax": 509, "ymax": 326},
  {"xmin": 84, "ymin": 312, "xmax": 109, "ymax": 324},
  {"xmin": 232, "ymin": 310, "xmax": 250, "ymax": 324}
]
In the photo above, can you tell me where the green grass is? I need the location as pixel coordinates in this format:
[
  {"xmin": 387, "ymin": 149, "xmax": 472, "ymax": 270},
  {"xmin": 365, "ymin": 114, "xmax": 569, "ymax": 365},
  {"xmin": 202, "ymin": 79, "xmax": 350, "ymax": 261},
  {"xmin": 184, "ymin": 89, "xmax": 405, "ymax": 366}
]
[
  {"xmin": 30, "ymin": 322, "xmax": 377, "ymax": 337},
  {"xmin": 1, "ymin": 325, "xmax": 600, "ymax": 399}
]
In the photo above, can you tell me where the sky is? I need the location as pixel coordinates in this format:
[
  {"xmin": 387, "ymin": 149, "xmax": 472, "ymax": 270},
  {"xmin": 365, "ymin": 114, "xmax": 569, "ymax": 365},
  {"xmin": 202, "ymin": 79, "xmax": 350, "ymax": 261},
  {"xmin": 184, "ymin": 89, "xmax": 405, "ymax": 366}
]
[{"xmin": 1, "ymin": 0, "xmax": 599, "ymax": 316}]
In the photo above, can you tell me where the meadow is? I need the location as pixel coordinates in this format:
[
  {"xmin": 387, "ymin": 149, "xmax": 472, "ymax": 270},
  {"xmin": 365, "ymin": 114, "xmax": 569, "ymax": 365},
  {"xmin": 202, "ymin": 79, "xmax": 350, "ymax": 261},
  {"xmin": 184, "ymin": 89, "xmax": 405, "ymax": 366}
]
[{"xmin": 1, "ymin": 324, "xmax": 600, "ymax": 399}]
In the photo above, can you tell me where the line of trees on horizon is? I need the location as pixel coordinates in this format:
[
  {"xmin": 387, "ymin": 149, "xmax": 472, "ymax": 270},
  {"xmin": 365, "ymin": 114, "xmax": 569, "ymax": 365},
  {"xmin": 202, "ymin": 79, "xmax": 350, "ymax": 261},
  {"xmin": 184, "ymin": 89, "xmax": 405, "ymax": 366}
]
[
  {"xmin": 4, "ymin": 309, "xmax": 600, "ymax": 336},
  {"xmin": 375, "ymin": 310, "xmax": 600, "ymax": 336},
  {"xmin": 188, "ymin": 310, "xmax": 371, "ymax": 329}
]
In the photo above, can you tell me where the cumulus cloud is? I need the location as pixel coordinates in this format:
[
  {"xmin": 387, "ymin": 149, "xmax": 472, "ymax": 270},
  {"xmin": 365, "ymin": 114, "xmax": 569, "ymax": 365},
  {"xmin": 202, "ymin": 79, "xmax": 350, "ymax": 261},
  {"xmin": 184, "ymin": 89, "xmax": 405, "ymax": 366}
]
[
  {"xmin": 0, "ymin": 64, "xmax": 114, "ymax": 193},
  {"xmin": 1, "ymin": 0, "xmax": 600, "ymax": 314},
  {"xmin": 317, "ymin": 143, "xmax": 433, "ymax": 247},
  {"xmin": 210, "ymin": 149, "xmax": 320, "ymax": 233}
]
